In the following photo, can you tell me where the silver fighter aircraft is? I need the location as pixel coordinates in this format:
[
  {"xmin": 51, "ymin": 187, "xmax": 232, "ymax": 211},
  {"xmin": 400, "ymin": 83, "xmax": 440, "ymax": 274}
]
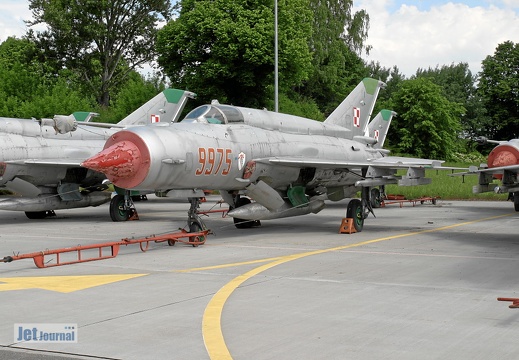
[
  {"xmin": 469, "ymin": 136, "xmax": 519, "ymax": 210},
  {"xmin": 0, "ymin": 89, "xmax": 195, "ymax": 219},
  {"xmin": 82, "ymin": 78, "xmax": 451, "ymax": 233}
]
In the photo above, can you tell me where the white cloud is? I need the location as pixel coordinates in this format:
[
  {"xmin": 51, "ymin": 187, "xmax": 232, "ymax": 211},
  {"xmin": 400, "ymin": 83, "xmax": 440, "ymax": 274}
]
[
  {"xmin": 0, "ymin": 1, "xmax": 33, "ymax": 41},
  {"xmin": 354, "ymin": 1, "xmax": 519, "ymax": 77}
]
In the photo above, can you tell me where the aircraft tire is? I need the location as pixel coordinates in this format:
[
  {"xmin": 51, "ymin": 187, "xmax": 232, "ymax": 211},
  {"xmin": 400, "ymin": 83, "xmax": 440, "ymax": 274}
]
[
  {"xmin": 189, "ymin": 222, "xmax": 204, "ymax": 247},
  {"xmin": 110, "ymin": 195, "xmax": 130, "ymax": 222},
  {"xmin": 370, "ymin": 188, "xmax": 382, "ymax": 208},
  {"xmin": 232, "ymin": 197, "xmax": 258, "ymax": 229},
  {"xmin": 514, "ymin": 192, "xmax": 519, "ymax": 212},
  {"xmin": 346, "ymin": 199, "xmax": 364, "ymax": 232},
  {"xmin": 25, "ymin": 211, "xmax": 47, "ymax": 219}
]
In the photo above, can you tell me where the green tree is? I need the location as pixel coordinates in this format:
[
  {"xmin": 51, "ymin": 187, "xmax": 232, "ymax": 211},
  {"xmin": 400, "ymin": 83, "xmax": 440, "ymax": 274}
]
[
  {"xmin": 415, "ymin": 63, "xmax": 488, "ymax": 142},
  {"xmin": 298, "ymin": 0, "xmax": 370, "ymax": 115},
  {"xmin": 271, "ymin": 93, "xmax": 324, "ymax": 120},
  {"xmin": 103, "ymin": 72, "xmax": 166, "ymax": 123},
  {"xmin": 0, "ymin": 37, "xmax": 46, "ymax": 103},
  {"xmin": 478, "ymin": 41, "xmax": 519, "ymax": 140},
  {"xmin": 27, "ymin": 0, "xmax": 172, "ymax": 107},
  {"xmin": 157, "ymin": 0, "xmax": 312, "ymax": 108},
  {"xmin": 17, "ymin": 78, "xmax": 95, "ymax": 118},
  {"xmin": 367, "ymin": 62, "xmax": 406, "ymax": 114},
  {"xmin": 0, "ymin": 37, "xmax": 95, "ymax": 118},
  {"xmin": 387, "ymin": 78, "xmax": 464, "ymax": 160}
]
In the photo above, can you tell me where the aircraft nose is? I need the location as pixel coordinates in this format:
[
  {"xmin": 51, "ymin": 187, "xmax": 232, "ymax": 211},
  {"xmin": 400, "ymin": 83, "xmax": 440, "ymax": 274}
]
[
  {"xmin": 488, "ymin": 144, "xmax": 519, "ymax": 168},
  {"xmin": 81, "ymin": 131, "xmax": 151, "ymax": 189}
]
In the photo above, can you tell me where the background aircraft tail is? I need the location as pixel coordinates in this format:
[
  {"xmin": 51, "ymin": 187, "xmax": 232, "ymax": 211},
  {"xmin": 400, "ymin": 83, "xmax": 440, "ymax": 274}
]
[
  {"xmin": 116, "ymin": 89, "xmax": 196, "ymax": 126},
  {"xmin": 367, "ymin": 109, "xmax": 396, "ymax": 149},
  {"xmin": 324, "ymin": 78, "xmax": 385, "ymax": 138}
]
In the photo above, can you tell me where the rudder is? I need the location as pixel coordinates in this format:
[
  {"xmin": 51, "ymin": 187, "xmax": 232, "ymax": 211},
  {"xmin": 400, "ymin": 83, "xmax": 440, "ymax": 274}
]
[
  {"xmin": 116, "ymin": 89, "xmax": 196, "ymax": 126},
  {"xmin": 324, "ymin": 78, "xmax": 385, "ymax": 139}
]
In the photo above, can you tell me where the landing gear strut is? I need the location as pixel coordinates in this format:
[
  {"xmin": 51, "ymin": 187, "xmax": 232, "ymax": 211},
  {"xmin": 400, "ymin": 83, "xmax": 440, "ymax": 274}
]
[{"xmin": 172, "ymin": 197, "xmax": 207, "ymax": 247}]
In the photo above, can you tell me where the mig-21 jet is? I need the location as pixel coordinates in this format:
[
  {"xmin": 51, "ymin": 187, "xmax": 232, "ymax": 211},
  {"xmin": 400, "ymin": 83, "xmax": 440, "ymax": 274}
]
[
  {"xmin": 0, "ymin": 89, "xmax": 195, "ymax": 219},
  {"xmin": 468, "ymin": 136, "xmax": 519, "ymax": 210},
  {"xmin": 82, "ymin": 78, "xmax": 452, "ymax": 233}
]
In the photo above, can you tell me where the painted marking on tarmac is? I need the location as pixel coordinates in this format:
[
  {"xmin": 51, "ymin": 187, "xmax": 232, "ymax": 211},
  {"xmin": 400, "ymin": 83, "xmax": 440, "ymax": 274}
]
[
  {"xmin": 174, "ymin": 257, "xmax": 284, "ymax": 273},
  {"xmin": 201, "ymin": 212, "xmax": 514, "ymax": 360},
  {"xmin": 0, "ymin": 274, "xmax": 147, "ymax": 293}
]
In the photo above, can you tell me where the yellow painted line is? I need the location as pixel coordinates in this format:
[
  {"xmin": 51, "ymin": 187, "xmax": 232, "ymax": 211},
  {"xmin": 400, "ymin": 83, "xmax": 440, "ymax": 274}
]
[
  {"xmin": 0, "ymin": 274, "xmax": 147, "ymax": 293},
  {"xmin": 202, "ymin": 212, "xmax": 514, "ymax": 359},
  {"xmin": 173, "ymin": 257, "xmax": 284, "ymax": 273}
]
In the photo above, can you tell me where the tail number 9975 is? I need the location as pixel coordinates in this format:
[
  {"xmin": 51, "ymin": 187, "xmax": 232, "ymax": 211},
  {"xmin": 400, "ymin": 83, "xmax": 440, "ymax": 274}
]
[{"xmin": 195, "ymin": 147, "xmax": 232, "ymax": 176}]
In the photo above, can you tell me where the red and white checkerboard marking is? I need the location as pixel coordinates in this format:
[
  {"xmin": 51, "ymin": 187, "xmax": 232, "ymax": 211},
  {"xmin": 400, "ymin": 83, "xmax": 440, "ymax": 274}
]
[{"xmin": 353, "ymin": 107, "xmax": 360, "ymax": 127}]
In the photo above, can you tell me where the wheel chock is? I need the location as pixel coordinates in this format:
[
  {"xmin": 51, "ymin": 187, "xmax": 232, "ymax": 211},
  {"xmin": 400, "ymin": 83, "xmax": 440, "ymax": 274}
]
[
  {"xmin": 339, "ymin": 218, "xmax": 357, "ymax": 234},
  {"xmin": 129, "ymin": 209, "xmax": 140, "ymax": 221}
]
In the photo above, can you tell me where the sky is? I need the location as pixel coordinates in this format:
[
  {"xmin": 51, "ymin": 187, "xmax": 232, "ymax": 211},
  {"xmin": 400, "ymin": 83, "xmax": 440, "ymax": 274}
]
[
  {"xmin": 353, "ymin": 0, "xmax": 519, "ymax": 76},
  {"xmin": 1, "ymin": 1, "xmax": 519, "ymax": 77}
]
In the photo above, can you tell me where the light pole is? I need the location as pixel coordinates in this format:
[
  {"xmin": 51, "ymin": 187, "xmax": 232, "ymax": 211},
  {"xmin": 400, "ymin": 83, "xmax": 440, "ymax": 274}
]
[{"xmin": 274, "ymin": 0, "xmax": 279, "ymax": 112}]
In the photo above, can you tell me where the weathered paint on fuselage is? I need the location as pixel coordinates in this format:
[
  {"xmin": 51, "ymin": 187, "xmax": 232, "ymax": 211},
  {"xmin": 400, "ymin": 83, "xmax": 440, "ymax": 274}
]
[
  {"xmin": 123, "ymin": 118, "xmax": 384, "ymax": 192},
  {"xmin": 0, "ymin": 117, "xmax": 115, "ymax": 187},
  {"xmin": 0, "ymin": 117, "xmax": 114, "ymax": 161}
]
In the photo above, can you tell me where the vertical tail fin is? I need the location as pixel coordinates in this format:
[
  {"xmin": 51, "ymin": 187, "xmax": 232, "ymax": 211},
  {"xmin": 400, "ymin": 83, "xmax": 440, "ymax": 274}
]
[
  {"xmin": 324, "ymin": 78, "xmax": 385, "ymax": 139},
  {"xmin": 367, "ymin": 109, "xmax": 396, "ymax": 149},
  {"xmin": 116, "ymin": 89, "xmax": 196, "ymax": 126}
]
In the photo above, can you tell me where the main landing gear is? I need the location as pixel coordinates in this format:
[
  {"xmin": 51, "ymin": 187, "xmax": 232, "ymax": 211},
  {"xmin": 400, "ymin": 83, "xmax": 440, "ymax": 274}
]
[{"xmin": 343, "ymin": 186, "xmax": 382, "ymax": 233}]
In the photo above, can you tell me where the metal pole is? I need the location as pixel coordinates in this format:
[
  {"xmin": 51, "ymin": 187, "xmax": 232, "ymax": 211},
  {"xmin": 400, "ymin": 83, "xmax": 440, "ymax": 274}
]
[{"xmin": 274, "ymin": 0, "xmax": 279, "ymax": 112}]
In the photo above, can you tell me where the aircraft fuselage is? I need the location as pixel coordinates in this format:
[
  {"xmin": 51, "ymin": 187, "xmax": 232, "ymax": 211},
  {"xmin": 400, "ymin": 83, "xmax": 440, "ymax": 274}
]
[
  {"xmin": 90, "ymin": 118, "xmax": 385, "ymax": 196},
  {"xmin": 0, "ymin": 117, "xmax": 114, "ymax": 188}
]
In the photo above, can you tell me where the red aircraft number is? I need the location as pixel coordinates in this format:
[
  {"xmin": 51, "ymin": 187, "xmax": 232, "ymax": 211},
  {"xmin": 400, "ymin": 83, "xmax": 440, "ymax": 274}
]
[{"xmin": 195, "ymin": 147, "xmax": 232, "ymax": 176}]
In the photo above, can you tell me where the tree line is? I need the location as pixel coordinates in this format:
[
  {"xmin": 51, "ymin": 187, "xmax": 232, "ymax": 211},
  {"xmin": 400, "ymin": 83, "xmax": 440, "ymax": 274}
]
[{"xmin": 0, "ymin": 0, "xmax": 517, "ymax": 162}]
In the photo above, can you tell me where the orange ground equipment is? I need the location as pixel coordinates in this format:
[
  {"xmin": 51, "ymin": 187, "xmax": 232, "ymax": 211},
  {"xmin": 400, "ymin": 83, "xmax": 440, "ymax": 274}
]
[
  {"xmin": 381, "ymin": 195, "xmax": 439, "ymax": 208},
  {"xmin": 497, "ymin": 297, "xmax": 519, "ymax": 308},
  {"xmin": 339, "ymin": 218, "xmax": 358, "ymax": 234},
  {"xmin": 2, "ymin": 229, "xmax": 210, "ymax": 269}
]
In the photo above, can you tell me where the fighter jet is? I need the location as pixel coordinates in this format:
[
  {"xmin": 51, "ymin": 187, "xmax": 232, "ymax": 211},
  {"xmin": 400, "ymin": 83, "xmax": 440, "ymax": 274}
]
[
  {"xmin": 82, "ymin": 78, "xmax": 451, "ymax": 233},
  {"xmin": 0, "ymin": 89, "xmax": 195, "ymax": 219},
  {"xmin": 469, "ymin": 136, "xmax": 519, "ymax": 210}
]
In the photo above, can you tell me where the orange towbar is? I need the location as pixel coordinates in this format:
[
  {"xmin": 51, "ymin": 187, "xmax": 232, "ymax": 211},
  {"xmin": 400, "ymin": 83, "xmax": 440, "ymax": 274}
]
[
  {"xmin": 381, "ymin": 196, "xmax": 439, "ymax": 208},
  {"xmin": 2, "ymin": 229, "xmax": 210, "ymax": 269},
  {"xmin": 497, "ymin": 297, "xmax": 519, "ymax": 308}
]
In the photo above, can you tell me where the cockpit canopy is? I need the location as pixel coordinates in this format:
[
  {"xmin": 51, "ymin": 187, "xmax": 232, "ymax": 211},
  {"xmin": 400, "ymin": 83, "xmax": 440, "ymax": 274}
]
[{"xmin": 182, "ymin": 104, "xmax": 244, "ymax": 124}]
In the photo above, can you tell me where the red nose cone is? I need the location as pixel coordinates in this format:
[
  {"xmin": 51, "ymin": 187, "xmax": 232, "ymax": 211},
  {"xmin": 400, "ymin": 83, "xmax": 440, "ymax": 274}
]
[
  {"xmin": 487, "ymin": 144, "xmax": 519, "ymax": 180},
  {"xmin": 82, "ymin": 140, "xmax": 140, "ymax": 177},
  {"xmin": 81, "ymin": 131, "xmax": 151, "ymax": 189},
  {"xmin": 488, "ymin": 144, "xmax": 519, "ymax": 167}
]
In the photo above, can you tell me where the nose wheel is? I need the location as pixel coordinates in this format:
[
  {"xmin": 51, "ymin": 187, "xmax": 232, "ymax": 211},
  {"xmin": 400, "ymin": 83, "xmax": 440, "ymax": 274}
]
[
  {"xmin": 183, "ymin": 197, "xmax": 207, "ymax": 247},
  {"xmin": 110, "ymin": 193, "xmax": 137, "ymax": 221}
]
